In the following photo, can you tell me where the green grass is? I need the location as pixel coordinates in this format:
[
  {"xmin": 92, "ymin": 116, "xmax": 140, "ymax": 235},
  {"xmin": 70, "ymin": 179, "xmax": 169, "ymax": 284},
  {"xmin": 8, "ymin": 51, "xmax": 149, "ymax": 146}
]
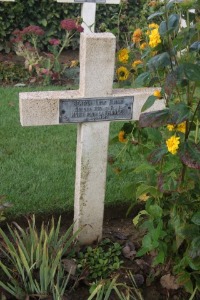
[{"xmin": 0, "ymin": 86, "xmax": 138, "ymax": 217}]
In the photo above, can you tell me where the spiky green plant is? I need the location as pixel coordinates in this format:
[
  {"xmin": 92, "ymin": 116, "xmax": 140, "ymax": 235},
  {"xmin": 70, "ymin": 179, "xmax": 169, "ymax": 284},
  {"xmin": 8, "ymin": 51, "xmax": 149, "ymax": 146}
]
[
  {"xmin": 0, "ymin": 215, "xmax": 79, "ymax": 299},
  {"xmin": 88, "ymin": 273, "xmax": 143, "ymax": 300}
]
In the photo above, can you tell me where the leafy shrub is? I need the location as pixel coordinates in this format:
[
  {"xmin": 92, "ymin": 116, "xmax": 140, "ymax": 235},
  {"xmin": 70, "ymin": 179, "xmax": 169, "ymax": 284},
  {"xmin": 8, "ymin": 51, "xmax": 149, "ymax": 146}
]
[
  {"xmin": 112, "ymin": 0, "xmax": 200, "ymax": 296},
  {"xmin": 0, "ymin": 0, "xmax": 144, "ymax": 52},
  {"xmin": 0, "ymin": 216, "xmax": 79, "ymax": 299},
  {"xmin": 0, "ymin": 61, "xmax": 29, "ymax": 84},
  {"xmin": 11, "ymin": 20, "xmax": 82, "ymax": 85},
  {"xmin": 76, "ymin": 238, "xmax": 123, "ymax": 280}
]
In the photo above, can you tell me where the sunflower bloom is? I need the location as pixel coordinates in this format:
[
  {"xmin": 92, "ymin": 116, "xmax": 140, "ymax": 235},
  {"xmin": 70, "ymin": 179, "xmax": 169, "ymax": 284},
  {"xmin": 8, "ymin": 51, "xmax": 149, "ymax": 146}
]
[
  {"xmin": 153, "ymin": 90, "xmax": 162, "ymax": 99},
  {"xmin": 116, "ymin": 66, "xmax": 129, "ymax": 81},
  {"xmin": 140, "ymin": 42, "xmax": 148, "ymax": 50},
  {"xmin": 166, "ymin": 135, "xmax": 180, "ymax": 155},
  {"xmin": 149, "ymin": 28, "xmax": 161, "ymax": 48},
  {"xmin": 132, "ymin": 28, "xmax": 142, "ymax": 43},
  {"xmin": 118, "ymin": 131, "xmax": 127, "ymax": 143},
  {"xmin": 118, "ymin": 48, "xmax": 129, "ymax": 63},
  {"xmin": 132, "ymin": 60, "xmax": 143, "ymax": 68},
  {"xmin": 177, "ymin": 121, "xmax": 186, "ymax": 133}
]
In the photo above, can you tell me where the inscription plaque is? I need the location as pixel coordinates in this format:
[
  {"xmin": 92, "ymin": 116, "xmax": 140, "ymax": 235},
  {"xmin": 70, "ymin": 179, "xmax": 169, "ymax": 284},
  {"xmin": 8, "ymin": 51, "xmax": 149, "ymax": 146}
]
[{"xmin": 59, "ymin": 96, "xmax": 133, "ymax": 123}]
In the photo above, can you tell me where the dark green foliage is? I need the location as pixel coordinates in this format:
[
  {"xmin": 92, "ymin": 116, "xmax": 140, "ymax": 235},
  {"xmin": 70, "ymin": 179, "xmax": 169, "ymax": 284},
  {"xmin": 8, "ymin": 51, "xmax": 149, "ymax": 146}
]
[
  {"xmin": 76, "ymin": 239, "xmax": 123, "ymax": 280},
  {"xmin": 0, "ymin": 0, "xmax": 81, "ymax": 52},
  {"xmin": 0, "ymin": 62, "xmax": 29, "ymax": 83},
  {"xmin": 0, "ymin": 0, "xmax": 143, "ymax": 52}
]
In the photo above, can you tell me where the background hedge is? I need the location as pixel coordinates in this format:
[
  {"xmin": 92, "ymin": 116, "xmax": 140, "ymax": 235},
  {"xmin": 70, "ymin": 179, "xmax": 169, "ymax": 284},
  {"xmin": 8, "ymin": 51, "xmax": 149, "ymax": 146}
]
[{"xmin": 0, "ymin": 0, "xmax": 143, "ymax": 52}]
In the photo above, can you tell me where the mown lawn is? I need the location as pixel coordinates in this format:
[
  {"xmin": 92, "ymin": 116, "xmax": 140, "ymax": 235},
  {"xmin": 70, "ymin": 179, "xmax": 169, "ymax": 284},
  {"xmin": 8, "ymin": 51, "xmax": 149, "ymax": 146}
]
[{"xmin": 0, "ymin": 86, "xmax": 139, "ymax": 217}]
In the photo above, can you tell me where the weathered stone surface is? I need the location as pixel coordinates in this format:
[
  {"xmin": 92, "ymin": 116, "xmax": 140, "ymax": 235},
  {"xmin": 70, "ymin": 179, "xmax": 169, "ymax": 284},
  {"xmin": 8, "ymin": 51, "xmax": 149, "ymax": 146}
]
[{"xmin": 19, "ymin": 33, "xmax": 165, "ymax": 245}]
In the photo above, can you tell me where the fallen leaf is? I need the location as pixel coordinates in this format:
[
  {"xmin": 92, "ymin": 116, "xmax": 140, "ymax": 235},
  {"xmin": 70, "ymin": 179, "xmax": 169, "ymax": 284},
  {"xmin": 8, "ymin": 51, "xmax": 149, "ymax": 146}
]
[{"xmin": 160, "ymin": 273, "xmax": 180, "ymax": 290}]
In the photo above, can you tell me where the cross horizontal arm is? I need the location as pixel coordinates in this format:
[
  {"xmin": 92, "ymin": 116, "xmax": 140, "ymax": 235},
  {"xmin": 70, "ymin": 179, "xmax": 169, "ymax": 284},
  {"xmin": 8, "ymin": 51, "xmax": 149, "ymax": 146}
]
[{"xmin": 19, "ymin": 88, "xmax": 165, "ymax": 126}]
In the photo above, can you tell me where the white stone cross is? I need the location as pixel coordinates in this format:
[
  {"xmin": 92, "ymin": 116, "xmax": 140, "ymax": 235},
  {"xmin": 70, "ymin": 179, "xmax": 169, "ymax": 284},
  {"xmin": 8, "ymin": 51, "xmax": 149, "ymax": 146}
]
[
  {"xmin": 19, "ymin": 32, "xmax": 165, "ymax": 245},
  {"xmin": 57, "ymin": 0, "xmax": 120, "ymax": 33}
]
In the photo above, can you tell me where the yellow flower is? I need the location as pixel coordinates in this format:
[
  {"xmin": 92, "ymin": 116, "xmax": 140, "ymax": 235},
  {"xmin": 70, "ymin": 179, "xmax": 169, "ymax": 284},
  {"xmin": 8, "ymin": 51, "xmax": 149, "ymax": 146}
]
[
  {"xmin": 132, "ymin": 60, "xmax": 143, "ymax": 68},
  {"xmin": 167, "ymin": 124, "xmax": 175, "ymax": 131},
  {"xmin": 167, "ymin": 121, "xmax": 186, "ymax": 133},
  {"xmin": 132, "ymin": 28, "xmax": 142, "ymax": 43},
  {"xmin": 177, "ymin": 121, "xmax": 186, "ymax": 134},
  {"xmin": 118, "ymin": 130, "xmax": 127, "ymax": 143},
  {"xmin": 118, "ymin": 48, "xmax": 129, "ymax": 63},
  {"xmin": 140, "ymin": 42, "xmax": 148, "ymax": 50},
  {"xmin": 148, "ymin": 23, "xmax": 159, "ymax": 29},
  {"xmin": 116, "ymin": 66, "xmax": 129, "ymax": 81},
  {"xmin": 166, "ymin": 135, "xmax": 180, "ymax": 155},
  {"xmin": 138, "ymin": 193, "xmax": 150, "ymax": 201},
  {"xmin": 149, "ymin": 28, "xmax": 161, "ymax": 48},
  {"xmin": 153, "ymin": 90, "xmax": 162, "ymax": 99}
]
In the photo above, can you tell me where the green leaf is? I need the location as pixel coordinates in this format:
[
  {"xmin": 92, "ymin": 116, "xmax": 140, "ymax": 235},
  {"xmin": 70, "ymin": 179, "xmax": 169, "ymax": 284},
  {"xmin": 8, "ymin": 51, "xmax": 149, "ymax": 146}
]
[
  {"xmin": 147, "ymin": 204, "xmax": 163, "ymax": 218},
  {"xmin": 191, "ymin": 211, "xmax": 200, "ymax": 225},
  {"xmin": 40, "ymin": 19, "xmax": 47, "ymax": 27},
  {"xmin": 168, "ymin": 14, "xmax": 180, "ymax": 32},
  {"xmin": 142, "ymin": 234, "xmax": 153, "ymax": 250},
  {"xmin": 144, "ymin": 127, "xmax": 162, "ymax": 143},
  {"xmin": 147, "ymin": 52, "xmax": 171, "ymax": 70},
  {"xmin": 148, "ymin": 11, "xmax": 164, "ymax": 20},
  {"xmin": 179, "ymin": 141, "xmax": 200, "ymax": 169},
  {"xmin": 141, "ymin": 95, "xmax": 157, "ymax": 112},
  {"xmin": 182, "ymin": 63, "xmax": 200, "ymax": 82},
  {"xmin": 169, "ymin": 102, "xmax": 190, "ymax": 124},
  {"xmin": 139, "ymin": 109, "xmax": 170, "ymax": 128},
  {"xmin": 159, "ymin": 14, "xmax": 179, "ymax": 36},
  {"xmin": 148, "ymin": 145, "xmax": 168, "ymax": 164},
  {"xmin": 133, "ymin": 163, "xmax": 156, "ymax": 174},
  {"xmin": 135, "ymin": 71, "xmax": 151, "ymax": 86},
  {"xmin": 153, "ymin": 250, "xmax": 165, "ymax": 265},
  {"xmin": 177, "ymin": 272, "xmax": 193, "ymax": 294},
  {"xmin": 136, "ymin": 183, "xmax": 159, "ymax": 199},
  {"xmin": 181, "ymin": 224, "xmax": 199, "ymax": 241},
  {"xmin": 190, "ymin": 41, "xmax": 200, "ymax": 52},
  {"xmin": 133, "ymin": 210, "xmax": 149, "ymax": 226}
]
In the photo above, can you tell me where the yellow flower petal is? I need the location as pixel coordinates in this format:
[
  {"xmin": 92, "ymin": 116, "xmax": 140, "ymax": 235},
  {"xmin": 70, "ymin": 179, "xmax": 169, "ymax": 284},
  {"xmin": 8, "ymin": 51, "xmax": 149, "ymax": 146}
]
[
  {"xmin": 153, "ymin": 90, "xmax": 162, "ymax": 98},
  {"xmin": 118, "ymin": 130, "xmax": 127, "ymax": 143},
  {"xmin": 166, "ymin": 135, "xmax": 180, "ymax": 155},
  {"xmin": 118, "ymin": 48, "xmax": 129, "ymax": 63}
]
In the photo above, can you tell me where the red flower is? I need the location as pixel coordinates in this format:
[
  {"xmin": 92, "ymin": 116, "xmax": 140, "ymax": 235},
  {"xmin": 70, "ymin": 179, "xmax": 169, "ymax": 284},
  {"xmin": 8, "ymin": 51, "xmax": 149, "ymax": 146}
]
[
  {"xmin": 49, "ymin": 38, "xmax": 60, "ymax": 46},
  {"xmin": 12, "ymin": 29, "xmax": 22, "ymax": 36},
  {"xmin": 22, "ymin": 25, "xmax": 45, "ymax": 36},
  {"xmin": 10, "ymin": 36, "xmax": 23, "ymax": 43},
  {"xmin": 60, "ymin": 19, "xmax": 77, "ymax": 31},
  {"xmin": 60, "ymin": 19, "xmax": 84, "ymax": 32},
  {"xmin": 77, "ymin": 25, "xmax": 84, "ymax": 33}
]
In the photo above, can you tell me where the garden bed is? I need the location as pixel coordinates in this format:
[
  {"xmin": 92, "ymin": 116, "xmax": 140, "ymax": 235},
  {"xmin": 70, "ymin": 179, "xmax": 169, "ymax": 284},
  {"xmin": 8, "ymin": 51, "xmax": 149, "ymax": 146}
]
[{"xmin": 0, "ymin": 204, "xmax": 190, "ymax": 300}]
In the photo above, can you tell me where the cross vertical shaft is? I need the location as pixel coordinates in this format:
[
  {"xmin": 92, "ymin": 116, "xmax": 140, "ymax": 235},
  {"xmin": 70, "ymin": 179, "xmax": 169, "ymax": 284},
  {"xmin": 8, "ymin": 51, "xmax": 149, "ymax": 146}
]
[
  {"xmin": 81, "ymin": 3, "xmax": 96, "ymax": 33},
  {"xmin": 73, "ymin": 33, "xmax": 116, "ymax": 244}
]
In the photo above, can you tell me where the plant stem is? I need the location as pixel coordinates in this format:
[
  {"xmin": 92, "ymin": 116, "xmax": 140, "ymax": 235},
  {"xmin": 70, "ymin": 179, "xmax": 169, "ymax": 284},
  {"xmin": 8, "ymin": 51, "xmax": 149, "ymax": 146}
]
[
  {"xmin": 186, "ymin": 99, "xmax": 200, "ymax": 140},
  {"xmin": 189, "ymin": 286, "xmax": 198, "ymax": 300}
]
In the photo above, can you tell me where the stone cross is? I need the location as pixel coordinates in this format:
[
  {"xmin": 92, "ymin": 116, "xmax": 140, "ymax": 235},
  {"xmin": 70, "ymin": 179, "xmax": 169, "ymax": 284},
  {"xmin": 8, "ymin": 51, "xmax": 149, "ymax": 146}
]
[
  {"xmin": 57, "ymin": 0, "xmax": 120, "ymax": 33},
  {"xmin": 19, "ymin": 32, "xmax": 165, "ymax": 245}
]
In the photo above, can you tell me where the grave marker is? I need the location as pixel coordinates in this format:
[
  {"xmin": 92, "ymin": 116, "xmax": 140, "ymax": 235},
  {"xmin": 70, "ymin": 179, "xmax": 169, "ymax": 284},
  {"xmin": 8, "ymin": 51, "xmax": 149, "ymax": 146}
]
[
  {"xmin": 19, "ymin": 32, "xmax": 165, "ymax": 244},
  {"xmin": 57, "ymin": 0, "xmax": 120, "ymax": 33}
]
